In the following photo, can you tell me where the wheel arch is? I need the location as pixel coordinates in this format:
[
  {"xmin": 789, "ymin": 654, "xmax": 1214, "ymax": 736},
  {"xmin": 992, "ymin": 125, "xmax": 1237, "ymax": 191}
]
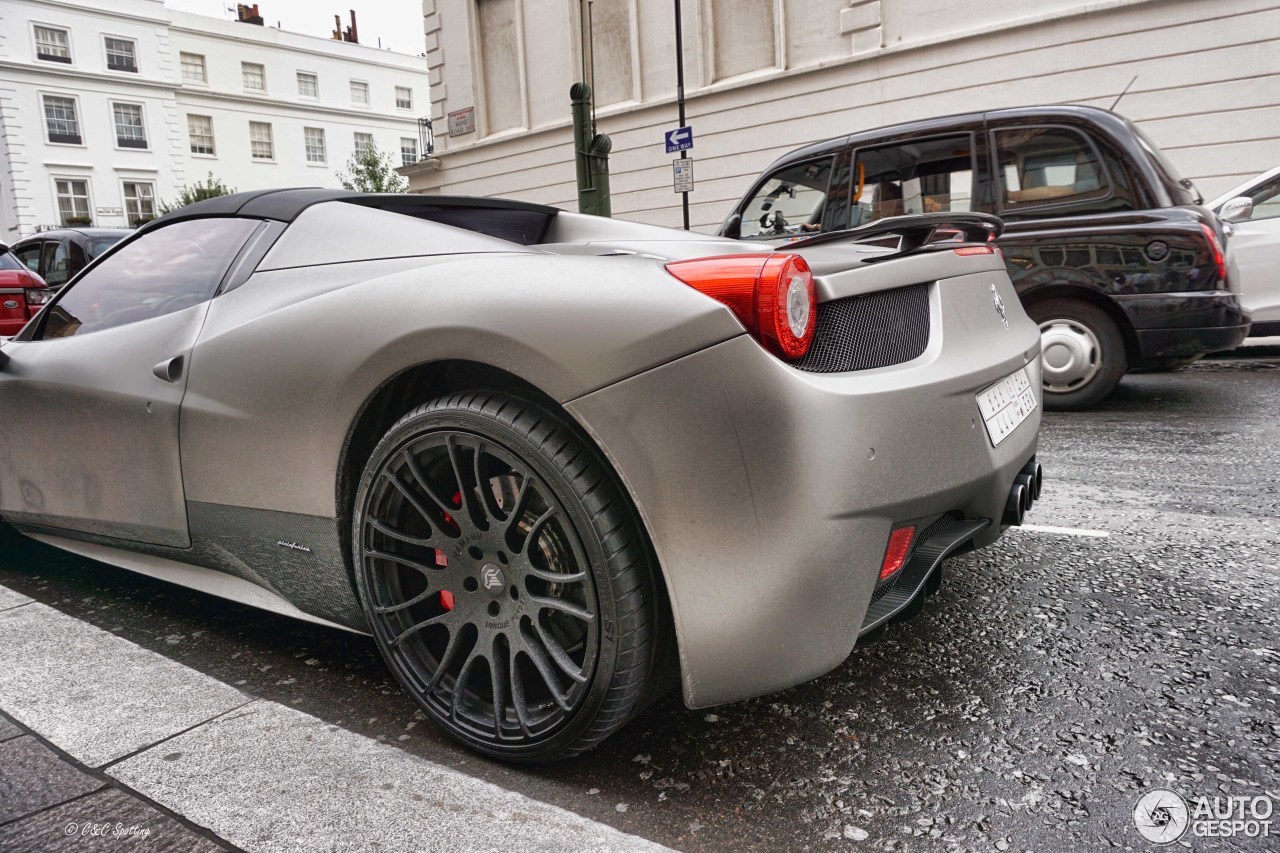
[
  {"xmin": 335, "ymin": 358, "xmax": 680, "ymax": 697},
  {"xmin": 1019, "ymin": 281, "xmax": 1140, "ymax": 364}
]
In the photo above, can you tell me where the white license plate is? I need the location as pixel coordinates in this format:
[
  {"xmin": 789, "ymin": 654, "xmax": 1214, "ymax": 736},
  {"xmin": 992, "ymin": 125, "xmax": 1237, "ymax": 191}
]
[{"xmin": 976, "ymin": 367, "xmax": 1037, "ymax": 447}]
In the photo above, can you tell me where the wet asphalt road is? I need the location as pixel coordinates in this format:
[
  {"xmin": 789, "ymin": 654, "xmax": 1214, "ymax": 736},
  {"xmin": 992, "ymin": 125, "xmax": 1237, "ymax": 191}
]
[{"xmin": 1, "ymin": 353, "xmax": 1277, "ymax": 852}]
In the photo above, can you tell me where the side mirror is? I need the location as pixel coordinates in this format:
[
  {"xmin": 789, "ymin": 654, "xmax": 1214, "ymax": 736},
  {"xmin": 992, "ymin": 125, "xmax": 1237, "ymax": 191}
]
[
  {"xmin": 1219, "ymin": 196, "xmax": 1253, "ymax": 223},
  {"xmin": 720, "ymin": 213, "xmax": 742, "ymax": 239}
]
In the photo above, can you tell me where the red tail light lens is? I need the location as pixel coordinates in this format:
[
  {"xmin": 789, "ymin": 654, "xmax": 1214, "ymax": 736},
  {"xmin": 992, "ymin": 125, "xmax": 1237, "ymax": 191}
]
[
  {"xmin": 665, "ymin": 253, "xmax": 816, "ymax": 360},
  {"xmin": 953, "ymin": 245, "xmax": 995, "ymax": 256},
  {"xmin": 879, "ymin": 526, "xmax": 916, "ymax": 580},
  {"xmin": 1200, "ymin": 223, "xmax": 1227, "ymax": 285}
]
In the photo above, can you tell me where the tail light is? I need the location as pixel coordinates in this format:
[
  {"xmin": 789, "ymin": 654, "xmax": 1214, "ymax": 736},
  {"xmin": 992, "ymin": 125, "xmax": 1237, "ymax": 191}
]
[
  {"xmin": 665, "ymin": 253, "xmax": 816, "ymax": 360},
  {"xmin": 1200, "ymin": 224, "xmax": 1227, "ymax": 286},
  {"xmin": 879, "ymin": 526, "xmax": 916, "ymax": 580},
  {"xmin": 953, "ymin": 245, "xmax": 996, "ymax": 256},
  {"xmin": 24, "ymin": 289, "xmax": 51, "ymax": 306}
]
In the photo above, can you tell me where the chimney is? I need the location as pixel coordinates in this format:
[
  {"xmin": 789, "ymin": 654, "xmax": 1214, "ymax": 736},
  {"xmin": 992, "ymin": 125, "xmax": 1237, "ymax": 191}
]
[
  {"xmin": 236, "ymin": 3, "xmax": 264, "ymax": 25},
  {"xmin": 348, "ymin": 10, "xmax": 359, "ymax": 44},
  {"xmin": 332, "ymin": 10, "xmax": 359, "ymax": 43}
]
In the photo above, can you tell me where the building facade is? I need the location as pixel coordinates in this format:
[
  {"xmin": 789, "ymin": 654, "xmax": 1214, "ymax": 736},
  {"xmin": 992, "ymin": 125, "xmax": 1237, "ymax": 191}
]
[
  {"xmin": 0, "ymin": 0, "xmax": 429, "ymax": 241},
  {"xmin": 404, "ymin": 0, "xmax": 1280, "ymax": 231}
]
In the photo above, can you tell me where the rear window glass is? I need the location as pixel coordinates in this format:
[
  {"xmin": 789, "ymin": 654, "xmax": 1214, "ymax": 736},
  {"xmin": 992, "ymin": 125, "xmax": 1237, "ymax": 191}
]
[
  {"xmin": 0, "ymin": 252, "xmax": 21, "ymax": 271},
  {"xmin": 994, "ymin": 126, "xmax": 1109, "ymax": 211}
]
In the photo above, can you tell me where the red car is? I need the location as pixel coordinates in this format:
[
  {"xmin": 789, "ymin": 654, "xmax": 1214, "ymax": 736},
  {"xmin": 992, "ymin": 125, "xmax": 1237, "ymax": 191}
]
[{"xmin": 0, "ymin": 248, "xmax": 49, "ymax": 336}]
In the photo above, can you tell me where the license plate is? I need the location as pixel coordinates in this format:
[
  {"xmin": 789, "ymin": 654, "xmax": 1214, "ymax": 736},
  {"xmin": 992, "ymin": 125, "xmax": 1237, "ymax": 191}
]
[{"xmin": 976, "ymin": 367, "xmax": 1037, "ymax": 447}]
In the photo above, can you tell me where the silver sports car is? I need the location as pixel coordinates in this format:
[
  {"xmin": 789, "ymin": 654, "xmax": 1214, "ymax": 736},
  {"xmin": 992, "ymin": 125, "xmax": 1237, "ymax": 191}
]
[{"xmin": 0, "ymin": 190, "xmax": 1043, "ymax": 761}]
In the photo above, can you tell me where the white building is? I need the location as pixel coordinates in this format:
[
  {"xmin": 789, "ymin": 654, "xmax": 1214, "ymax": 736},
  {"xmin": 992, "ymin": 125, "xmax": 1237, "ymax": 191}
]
[
  {"xmin": 0, "ymin": 0, "xmax": 429, "ymax": 241},
  {"xmin": 403, "ymin": 0, "xmax": 1280, "ymax": 231}
]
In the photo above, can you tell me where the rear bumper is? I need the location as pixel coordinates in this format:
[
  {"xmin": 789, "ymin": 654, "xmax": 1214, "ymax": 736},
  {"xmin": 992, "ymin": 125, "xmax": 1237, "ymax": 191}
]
[
  {"xmin": 568, "ymin": 285, "xmax": 1041, "ymax": 708},
  {"xmin": 1116, "ymin": 291, "xmax": 1251, "ymax": 360}
]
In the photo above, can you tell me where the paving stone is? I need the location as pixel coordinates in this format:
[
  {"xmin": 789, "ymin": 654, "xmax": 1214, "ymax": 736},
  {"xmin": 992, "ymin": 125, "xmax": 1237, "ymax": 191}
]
[
  {"xmin": 112, "ymin": 700, "xmax": 668, "ymax": 853},
  {"xmin": 0, "ymin": 736, "xmax": 104, "ymax": 823},
  {"xmin": 0, "ymin": 787, "xmax": 227, "ymax": 852},
  {"xmin": 0, "ymin": 585, "xmax": 31, "ymax": 612},
  {"xmin": 0, "ymin": 603, "xmax": 247, "ymax": 767},
  {"xmin": 0, "ymin": 714, "xmax": 22, "ymax": 743}
]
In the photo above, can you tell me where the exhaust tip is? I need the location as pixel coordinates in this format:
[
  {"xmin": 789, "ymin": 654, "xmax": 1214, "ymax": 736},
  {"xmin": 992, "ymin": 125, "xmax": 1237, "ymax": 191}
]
[{"xmin": 1003, "ymin": 482, "xmax": 1026, "ymax": 526}]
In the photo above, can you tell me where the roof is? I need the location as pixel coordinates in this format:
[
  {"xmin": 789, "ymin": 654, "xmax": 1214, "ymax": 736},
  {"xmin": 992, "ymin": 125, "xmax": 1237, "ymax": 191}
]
[{"xmin": 146, "ymin": 189, "xmax": 561, "ymax": 231}]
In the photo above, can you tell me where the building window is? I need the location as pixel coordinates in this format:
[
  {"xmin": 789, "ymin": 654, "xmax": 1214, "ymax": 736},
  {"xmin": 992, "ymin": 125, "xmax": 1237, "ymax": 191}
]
[
  {"xmin": 34, "ymin": 25, "xmax": 71, "ymax": 63},
  {"xmin": 43, "ymin": 95, "xmax": 82, "ymax": 145},
  {"xmin": 122, "ymin": 182, "xmax": 156, "ymax": 226},
  {"xmin": 304, "ymin": 127, "xmax": 326, "ymax": 164},
  {"xmin": 350, "ymin": 80, "xmax": 369, "ymax": 105},
  {"xmin": 112, "ymin": 102, "xmax": 147, "ymax": 149},
  {"xmin": 297, "ymin": 71, "xmax": 318, "ymax": 98},
  {"xmin": 55, "ymin": 179, "xmax": 91, "ymax": 225},
  {"xmin": 249, "ymin": 121, "xmax": 273, "ymax": 160},
  {"xmin": 180, "ymin": 52, "xmax": 207, "ymax": 83},
  {"xmin": 395, "ymin": 86, "xmax": 413, "ymax": 110},
  {"xmin": 242, "ymin": 62, "xmax": 266, "ymax": 92},
  {"xmin": 188, "ymin": 114, "xmax": 215, "ymax": 155},
  {"xmin": 400, "ymin": 137, "xmax": 418, "ymax": 166},
  {"xmin": 353, "ymin": 131, "xmax": 373, "ymax": 151},
  {"xmin": 104, "ymin": 37, "xmax": 138, "ymax": 73}
]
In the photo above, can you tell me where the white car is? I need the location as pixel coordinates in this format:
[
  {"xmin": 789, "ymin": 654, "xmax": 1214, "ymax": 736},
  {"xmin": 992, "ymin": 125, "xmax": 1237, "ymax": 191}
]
[{"xmin": 1212, "ymin": 165, "xmax": 1280, "ymax": 337}]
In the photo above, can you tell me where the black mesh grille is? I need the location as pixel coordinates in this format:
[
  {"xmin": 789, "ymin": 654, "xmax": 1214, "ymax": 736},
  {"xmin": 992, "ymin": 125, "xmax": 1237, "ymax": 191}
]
[{"xmin": 795, "ymin": 283, "xmax": 931, "ymax": 373}]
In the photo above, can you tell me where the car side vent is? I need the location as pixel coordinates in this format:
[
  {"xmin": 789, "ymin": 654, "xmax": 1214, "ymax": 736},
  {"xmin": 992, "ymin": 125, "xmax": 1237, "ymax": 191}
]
[{"xmin": 793, "ymin": 283, "xmax": 931, "ymax": 373}]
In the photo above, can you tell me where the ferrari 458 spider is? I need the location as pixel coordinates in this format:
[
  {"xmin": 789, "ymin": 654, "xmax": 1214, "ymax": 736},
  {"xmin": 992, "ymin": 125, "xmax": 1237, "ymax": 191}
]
[{"xmin": 0, "ymin": 190, "xmax": 1043, "ymax": 761}]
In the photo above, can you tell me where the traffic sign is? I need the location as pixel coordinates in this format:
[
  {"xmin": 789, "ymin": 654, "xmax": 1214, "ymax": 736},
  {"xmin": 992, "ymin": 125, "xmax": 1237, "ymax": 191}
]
[
  {"xmin": 664, "ymin": 126, "xmax": 693, "ymax": 153},
  {"xmin": 673, "ymin": 159, "xmax": 694, "ymax": 193}
]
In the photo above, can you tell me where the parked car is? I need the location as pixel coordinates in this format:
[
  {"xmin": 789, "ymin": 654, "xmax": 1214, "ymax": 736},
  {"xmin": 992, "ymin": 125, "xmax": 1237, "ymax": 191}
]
[
  {"xmin": 1210, "ymin": 165, "xmax": 1280, "ymax": 338},
  {"xmin": 0, "ymin": 247, "xmax": 50, "ymax": 336},
  {"xmin": 0, "ymin": 189, "xmax": 1042, "ymax": 762},
  {"xmin": 719, "ymin": 106, "xmax": 1251, "ymax": 409},
  {"xmin": 11, "ymin": 228, "xmax": 129, "ymax": 291}
]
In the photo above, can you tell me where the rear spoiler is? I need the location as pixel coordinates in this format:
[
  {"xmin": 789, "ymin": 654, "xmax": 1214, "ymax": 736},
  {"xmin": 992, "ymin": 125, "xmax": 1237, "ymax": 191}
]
[{"xmin": 785, "ymin": 212, "xmax": 1003, "ymax": 263}]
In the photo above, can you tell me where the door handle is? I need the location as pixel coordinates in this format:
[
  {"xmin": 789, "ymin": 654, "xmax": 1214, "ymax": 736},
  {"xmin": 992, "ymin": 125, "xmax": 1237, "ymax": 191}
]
[{"xmin": 152, "ymin": 355, "xmax": 184, "ymax": 383}]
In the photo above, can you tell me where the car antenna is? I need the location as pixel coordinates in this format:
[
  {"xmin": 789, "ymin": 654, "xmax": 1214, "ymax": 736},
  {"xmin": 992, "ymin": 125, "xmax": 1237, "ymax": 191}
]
[{"xmin": 1109, "ymin": 75, "xmax": 1138, "ymax": 112}]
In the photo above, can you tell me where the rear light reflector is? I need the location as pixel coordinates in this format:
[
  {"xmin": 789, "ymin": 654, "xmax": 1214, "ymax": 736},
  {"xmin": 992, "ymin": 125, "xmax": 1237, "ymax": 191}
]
[
  {"xmin": 1200, "ymin": 223, "xmax": 1227, "ymax": 285},
  {"xmin": 665, "ymin": 253, "xmax": 816, "ymax": 360},
  {"xmin": 879, "ymin": 526, "xmax": 916, "ymax": 580},
  {"xmin": 954, "ymin": 245, "xmax": 996, "ymax": 256}
]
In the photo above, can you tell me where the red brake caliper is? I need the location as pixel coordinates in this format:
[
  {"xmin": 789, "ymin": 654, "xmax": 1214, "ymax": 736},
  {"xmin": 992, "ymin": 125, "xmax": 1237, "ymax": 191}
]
[{"xmin": 437, "ymin": 490, "xmax": 463, "ymax": 611}]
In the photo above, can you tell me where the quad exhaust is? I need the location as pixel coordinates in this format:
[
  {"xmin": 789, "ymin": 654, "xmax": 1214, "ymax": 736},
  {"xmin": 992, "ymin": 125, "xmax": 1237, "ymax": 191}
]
[{"xmin": 1002, "ymin": 458, "xmax": 1043, "ymax": 526}]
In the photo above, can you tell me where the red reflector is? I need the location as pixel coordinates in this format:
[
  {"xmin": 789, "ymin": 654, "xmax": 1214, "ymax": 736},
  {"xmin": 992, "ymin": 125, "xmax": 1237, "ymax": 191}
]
[
  {"xmin": 440, "ymin": 590, "xmax": 454, "ymax": 610},
  {"xmin": 879, "ymin": 526, "xmax": 917, "ymax": 580},
  {"xmin": 954, "ymin": 245, "xmax": 995, "ymax": 256}
]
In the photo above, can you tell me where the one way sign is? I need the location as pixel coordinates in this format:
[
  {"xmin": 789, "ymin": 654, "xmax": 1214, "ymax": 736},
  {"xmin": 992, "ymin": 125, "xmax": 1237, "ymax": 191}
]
[{"xmin": 664, "ymin": 126, "xmax": 694, "ymax": 153}]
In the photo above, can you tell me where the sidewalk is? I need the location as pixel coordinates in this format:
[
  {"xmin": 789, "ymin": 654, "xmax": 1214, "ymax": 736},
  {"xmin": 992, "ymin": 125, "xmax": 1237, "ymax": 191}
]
[{"xmin": 0, "ymin": 710, "xmax": 239, "ymax": 852}]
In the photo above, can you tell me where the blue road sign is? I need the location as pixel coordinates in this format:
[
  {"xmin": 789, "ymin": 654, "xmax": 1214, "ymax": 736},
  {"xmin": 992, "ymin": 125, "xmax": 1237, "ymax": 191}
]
[{"xmin": 664, "ymin": 126, "xmax": 694, "ymax": 153}]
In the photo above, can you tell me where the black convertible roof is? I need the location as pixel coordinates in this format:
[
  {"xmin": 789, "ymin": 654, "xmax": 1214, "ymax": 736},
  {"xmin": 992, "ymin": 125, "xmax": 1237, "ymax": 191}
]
[{"xmin": 148, "ymin": 188, "xmax": 561, "ymax": 228}]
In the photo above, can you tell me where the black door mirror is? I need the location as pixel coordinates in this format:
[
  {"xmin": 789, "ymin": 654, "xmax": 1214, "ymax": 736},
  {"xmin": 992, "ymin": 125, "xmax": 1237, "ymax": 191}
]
[{"xmin": 720, "ymin": 213, "xmax": 742, "ymax": 239}]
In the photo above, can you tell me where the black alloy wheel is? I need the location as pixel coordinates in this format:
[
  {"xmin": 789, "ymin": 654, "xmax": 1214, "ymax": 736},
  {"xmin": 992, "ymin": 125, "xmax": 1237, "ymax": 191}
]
[{"xmin": 353, "ymin": 392, "xmax": 662, "ymax": 761}]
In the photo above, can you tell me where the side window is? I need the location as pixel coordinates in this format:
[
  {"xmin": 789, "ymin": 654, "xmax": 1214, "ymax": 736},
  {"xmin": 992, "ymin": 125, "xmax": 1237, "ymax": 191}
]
[
  {"xmin": 14, "ymin": 244, "xmax": 42, "ymax": 275},
  {"xmin": 1246, "ymin": 174, "xmax": 1280, "ymax": 221},
  {"xmin": 994, "ymin": 126, "xmax": 1109, "ymax": 212},
  {"xmin": 739, "ymin": 158, "xmax": 833, "ymax": 239},
  {"xmin": 850, "ymin": 135, "xmax": 974, "ymax": 226},
  {"xmin": 42, "ymin": 241, "xmax": 69, "ymax": 287},
  {"xmin": 38, "ymin": 218, "xmax": 259, "ymax": 340}
]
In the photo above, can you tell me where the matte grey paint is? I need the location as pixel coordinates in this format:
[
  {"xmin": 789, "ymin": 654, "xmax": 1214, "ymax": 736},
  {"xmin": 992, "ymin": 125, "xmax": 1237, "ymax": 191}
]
[
  {"xmin": 0, "ymin": 200, "xmax": 1041, "ymax": 709},
  {"xmin": 567, "ymin": 269, "xmax": 1040, "ymax": 707}
]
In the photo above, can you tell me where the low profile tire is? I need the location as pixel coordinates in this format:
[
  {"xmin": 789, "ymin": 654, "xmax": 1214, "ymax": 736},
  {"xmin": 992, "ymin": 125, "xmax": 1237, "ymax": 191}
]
[
  {"xmin": 1029, "ymin": 298, "xmax": 1127, "ymax": 411},
  {"xmin": 352, "ymin": 391, "xmax": 662, "ymax": 762}
]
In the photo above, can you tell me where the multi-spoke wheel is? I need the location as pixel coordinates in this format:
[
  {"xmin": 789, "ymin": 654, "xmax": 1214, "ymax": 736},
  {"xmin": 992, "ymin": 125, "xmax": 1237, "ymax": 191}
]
[
  {"xmin": 1028, "ymin": 298, "xmax": 1127, "ymax": 411},
  {"xmin": 352, "ymin": 392, "xmax": 664, "ymax": 761}
]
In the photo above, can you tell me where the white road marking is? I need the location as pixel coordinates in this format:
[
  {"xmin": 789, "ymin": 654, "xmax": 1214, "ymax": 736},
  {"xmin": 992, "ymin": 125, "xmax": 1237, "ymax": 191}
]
[
  {"xmin": 1013, "ymin": 523, "xmax": 1111, "ymax": 538},
  {"xmin": 0, "ymin": 590, "xmax": 667, "ymax": 852}
]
